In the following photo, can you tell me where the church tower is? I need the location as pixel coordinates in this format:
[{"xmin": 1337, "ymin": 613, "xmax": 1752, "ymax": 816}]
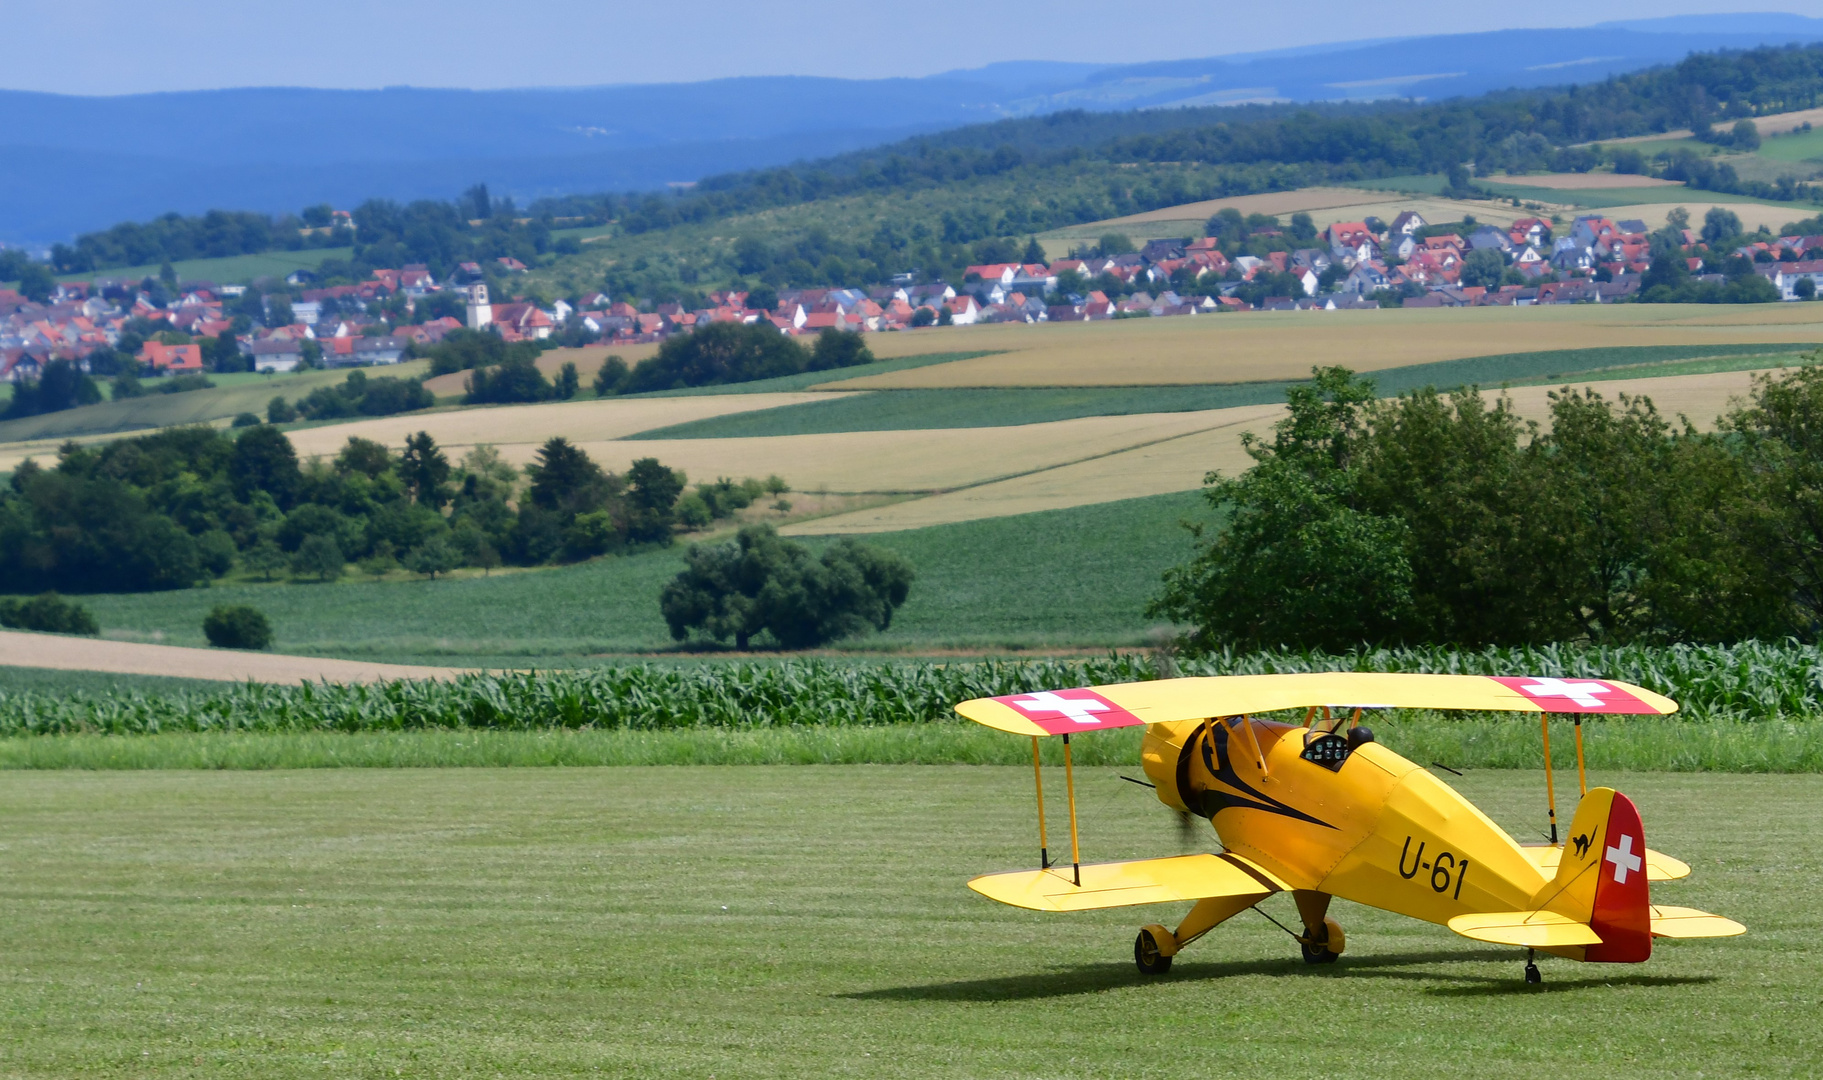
[{"xmin": 465, "ymin": 281, "xmax": 492, "ymax": 330}]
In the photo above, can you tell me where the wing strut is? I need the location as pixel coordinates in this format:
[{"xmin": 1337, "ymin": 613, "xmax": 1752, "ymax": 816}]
[
  {"xmin": 1029, "ymin": 736, "xmax": 1050, "ymax": 870},
  {"xmin": 1541, "ymin": 714, "xmax": 1559, "ymax": 844},
  {"xmin": 1573, "ymin": 717, "xmax": 1588, "ymax": 796},
  {"xmin": 1063, "ymin": 733, "xmax": 1082, "ymax": 887}
]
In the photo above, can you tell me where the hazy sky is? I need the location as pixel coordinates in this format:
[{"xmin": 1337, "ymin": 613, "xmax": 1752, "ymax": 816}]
[{"xmin": 9, "ymin": 2, "xmax": 1823, "ymax": 95}]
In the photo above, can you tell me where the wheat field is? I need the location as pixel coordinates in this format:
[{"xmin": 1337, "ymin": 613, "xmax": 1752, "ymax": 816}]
[
  {"xmin": 841, "ymin": 304, "xmax": 1823, "ymax": 388},
  {"xmin": 588, "ymin": 408, "xmax": 1240, "ymax": 493},
  {"xmin": 790, "ymin": 367, "xmax": 1773, "ymax": 533}
]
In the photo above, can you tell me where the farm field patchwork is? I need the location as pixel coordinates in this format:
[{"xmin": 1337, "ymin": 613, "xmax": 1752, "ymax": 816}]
[
  {"xmin": 70, "ymin": 490, "xmax": 1209, "ymax": 663},
  {"xmin": 0, "ymin": 766, "xmax": 1809, "ymax": 1078},
  {"xmin": 828, "ymin": 305, "xmax": 1823, "ymax": 389},
  {"xmin": 586, "ymin": 408, "xmax": 1239, "ymax": 492},
  {"xmin": 634, "ymin": 344, "xmax": 1809, "ymax": 441},
  {"xmin": 786, "ymin": 367, "xmax": 1783, "ymax": 533}
]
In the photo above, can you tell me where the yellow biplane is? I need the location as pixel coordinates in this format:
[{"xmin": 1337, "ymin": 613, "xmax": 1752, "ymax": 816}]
[{"xmin": 957, "ymin": 673, "xmax": 1744, "ymax": 983}]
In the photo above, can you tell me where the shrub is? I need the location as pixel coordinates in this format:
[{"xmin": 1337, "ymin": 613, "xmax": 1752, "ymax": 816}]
[
  {"xmin": 231, "ymin": 411, "xmax": 261, "ymax": 428},
  {"xmin": 621, "ymin": 322, "xmax": 810, "ymax": 393},
  {"xmin": 0, "ymin": 592, "xmax": 100, "ymax": 635},
  {"xmin": 660, "ymin": 523, "xmax": 914, "ymax": 649},
  {"xmin": 267, "ymin": 395, "xmax": 297, "ymax": 423},
  {"xmin": 593, "ymin": 355, "xmax": 629, "ymax": 396},
  {"xmin": 202, "ymin": 604, "xmax": 272, "ymax": 650},
  {"xmin": 465, "ymin": 355, "xmax": 553, "ymax": 404},
  {"xmin": 296, "ymin": 370, "xmax": 432, "ymax": 419}
]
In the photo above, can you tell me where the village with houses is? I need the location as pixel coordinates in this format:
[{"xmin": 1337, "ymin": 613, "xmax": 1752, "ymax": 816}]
[{"xmin": 4, "ymin": 203, "xmax": 1821, "ymax": 387}]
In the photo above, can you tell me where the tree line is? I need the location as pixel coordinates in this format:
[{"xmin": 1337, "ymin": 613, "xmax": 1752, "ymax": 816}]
[
  {"xmin": 0, "ymin": 423, "xmax": 710, "ymax": 593},
  {"xmin": 1153, "ymin": 362, "xmax": 1823, "ymax": 651}
]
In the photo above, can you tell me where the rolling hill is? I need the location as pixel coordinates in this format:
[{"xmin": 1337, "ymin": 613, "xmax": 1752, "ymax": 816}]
[{"xmin": 11, "ymin": 14, "xmax": 1823, "ymax": 246}]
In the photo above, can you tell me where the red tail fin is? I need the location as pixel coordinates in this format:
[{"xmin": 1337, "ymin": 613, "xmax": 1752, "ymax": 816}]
[{"xmin": 1585, "ymin": 791, "xmax": 1652, "ymax": 963}]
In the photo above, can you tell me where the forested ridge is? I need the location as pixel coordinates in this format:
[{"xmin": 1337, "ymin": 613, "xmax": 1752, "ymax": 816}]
[{"xmin": 40, "ymin": 44, "xmax": 1823, "ymax": 280}]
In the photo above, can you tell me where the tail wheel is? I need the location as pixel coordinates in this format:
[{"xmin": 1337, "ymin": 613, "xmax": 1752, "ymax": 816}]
[
  {"xmin": 1134, "ymin": 927, "xmax": 1174, "ymax": 975},
  {"xmin": 1300, "ymin": 916, "xmax": 1345, "ymax": 965}
]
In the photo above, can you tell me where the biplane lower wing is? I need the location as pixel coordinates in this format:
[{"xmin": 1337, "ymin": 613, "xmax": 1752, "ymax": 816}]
[
  {"xmin": 1520, "ymin": 843, "xmax": 1691, "ymax": 881},
  {"xmin": 1448, "ymin": 909, "xmax": 1604, "ymax": 948},
  {"xmin": 969, "ymin": 853, "xmax": 1287, "ymax": 913}
]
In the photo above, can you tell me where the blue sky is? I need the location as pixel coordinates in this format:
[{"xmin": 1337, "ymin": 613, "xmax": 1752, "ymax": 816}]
[{"xmin": 10, "ymin": 2, "xmax": 1823, "ymax": 94}]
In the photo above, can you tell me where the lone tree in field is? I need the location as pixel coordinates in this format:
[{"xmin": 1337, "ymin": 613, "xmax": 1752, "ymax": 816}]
[
  {"xmin": 203, "ymin": 605, "xmax": 272, "ymax": 650},
  {"xmin": 660, "ymin": 524, "xmax": 914, "ymax": 649}
]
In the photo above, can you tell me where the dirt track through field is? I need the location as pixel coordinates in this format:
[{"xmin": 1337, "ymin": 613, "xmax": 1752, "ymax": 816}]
[{"xmin": 0, "ymin": 631, "xmax": 466, "ymax": 684}]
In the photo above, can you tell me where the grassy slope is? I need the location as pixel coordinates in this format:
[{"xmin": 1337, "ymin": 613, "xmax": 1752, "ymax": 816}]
[
  {"xmin": 1756, "ymin": 126, "xmax": 1823, "ymax": 162},
  {"xmin": 73, "ymin": 490, "xmax": 1208, "ymax": 662},
  {"xmin": 0, "ymin": 765, "xmax": 1809, "ymax": 1078},
  {"xmin": 0, "ymin": 360, "xmax": 432, "ymax": 444},
  {"xmin": 51, "ymin": 247, "xmax": 355, "ymax": 287},
  {"xmin": 630, "ymin": 344, "xmax": 1814, "ymax": 439}
]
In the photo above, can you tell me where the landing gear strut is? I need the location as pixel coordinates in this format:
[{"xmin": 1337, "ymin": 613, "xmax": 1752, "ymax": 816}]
[
  {"xmin": 1294, "ymin": 890, "xmax": 1346, "ymax": 965},
  {"xmin": 1524, "ymin": 949, "xmax": 1542, "ymax": 985}
]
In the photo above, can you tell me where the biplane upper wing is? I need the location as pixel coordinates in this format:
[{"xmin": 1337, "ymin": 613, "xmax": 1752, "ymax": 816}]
[
  {"xmin": 969, "ymin": 852, "xmax": 1288, "ymax": 912},
  {"xmin": 956, "ymin": 673, "xmax": 1677, "ymax": 736}
]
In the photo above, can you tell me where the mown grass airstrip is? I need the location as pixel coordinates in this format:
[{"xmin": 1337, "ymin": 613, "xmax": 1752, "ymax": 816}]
[{"xmin": 0, "ymin": 766, "xmax": 1812, "ymax": 1078}]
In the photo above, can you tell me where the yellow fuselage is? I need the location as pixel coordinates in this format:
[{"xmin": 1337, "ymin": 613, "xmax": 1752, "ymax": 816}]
[{"xmin": 1142, "ymin": 718, "xmax": 1548, "ymax": 926}]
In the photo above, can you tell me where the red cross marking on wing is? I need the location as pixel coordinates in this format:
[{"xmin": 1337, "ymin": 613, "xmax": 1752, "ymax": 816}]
[{"xmin": 993, "ymin": 689, "xmax": 1145, "ymax": 735}]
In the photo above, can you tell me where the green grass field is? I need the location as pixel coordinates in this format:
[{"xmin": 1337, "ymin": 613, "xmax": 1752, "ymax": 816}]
[
  {"xmin": 630, "ymin": 344, "xmax": 1815, "ymax": 439},
  {"xmin": 0, "ymin": 765, "xmax": 1810, "ymax": 1078},
  {"xmin": 1756, "ymin": 126, "xmax": 1823, "ymax": 163},
  {"xmin": 628, "ymin": 352, "xmax": 998, "ymax": 397},
  {"xmin": 72, "ymin": 490, "xmax": 1208, "ymax": 662}
]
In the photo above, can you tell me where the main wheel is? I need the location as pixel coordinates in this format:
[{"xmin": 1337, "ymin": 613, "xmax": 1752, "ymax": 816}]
[
  {"xmin": 1134, "ymin": 927, "xmax": 1173, "ymax": 975},
  {"xmin": 1300, "ymin": 916, "xmax": 1345, "ymax": 964}
]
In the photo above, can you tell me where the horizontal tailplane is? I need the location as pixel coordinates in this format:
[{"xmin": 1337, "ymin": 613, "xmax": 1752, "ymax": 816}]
[{"xmin": 1448, "ymin": 909, "xmax": 1601, "ymax": 948}]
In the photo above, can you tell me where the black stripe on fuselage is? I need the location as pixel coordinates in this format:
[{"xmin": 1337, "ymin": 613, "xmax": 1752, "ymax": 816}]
[{"xmin": 1176, "ymin": 720, "xmax": 1337, "ymax": 830}]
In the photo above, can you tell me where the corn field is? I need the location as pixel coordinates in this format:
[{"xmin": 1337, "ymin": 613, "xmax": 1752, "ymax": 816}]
[{"xmin": 4, "ymin": 642, "xmax": 1823, "ymax": 738}]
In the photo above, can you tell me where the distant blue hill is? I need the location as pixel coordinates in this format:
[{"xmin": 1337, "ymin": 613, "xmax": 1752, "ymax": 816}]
[{"xmin": 5, "ymin": 13, "xmax": 1823, "ymax": 246}]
